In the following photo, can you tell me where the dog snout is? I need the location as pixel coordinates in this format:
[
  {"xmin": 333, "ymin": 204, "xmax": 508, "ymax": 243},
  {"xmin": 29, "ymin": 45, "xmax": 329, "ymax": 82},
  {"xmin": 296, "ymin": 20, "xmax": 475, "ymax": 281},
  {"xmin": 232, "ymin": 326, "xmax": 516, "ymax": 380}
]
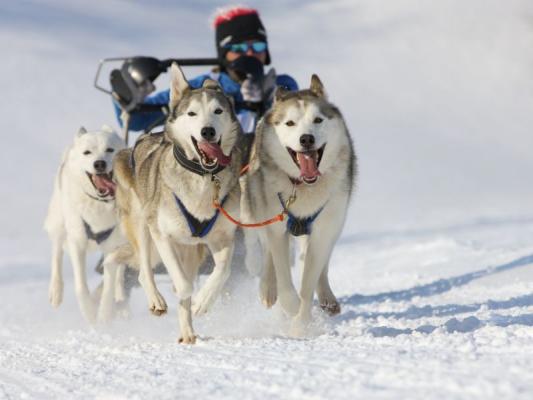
[
  {"xmin": 93, "ymin": 160, "xmax": 107, "ymax": 173},
  {"xmin": 200, "ymin": 127, "xmax": 216, "ymax": 141},
  {"xmin": 299, "ymin": 134, "xmax": 315, "ymax": 149}
]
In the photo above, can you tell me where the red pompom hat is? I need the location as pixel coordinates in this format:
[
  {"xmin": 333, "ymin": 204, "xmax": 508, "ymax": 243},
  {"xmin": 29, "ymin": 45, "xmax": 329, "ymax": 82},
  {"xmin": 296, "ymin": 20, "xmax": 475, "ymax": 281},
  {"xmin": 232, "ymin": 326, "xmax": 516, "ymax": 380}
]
[{"xmin": 214, "ymin": 7, "xmax": 271, "ymax": 65}]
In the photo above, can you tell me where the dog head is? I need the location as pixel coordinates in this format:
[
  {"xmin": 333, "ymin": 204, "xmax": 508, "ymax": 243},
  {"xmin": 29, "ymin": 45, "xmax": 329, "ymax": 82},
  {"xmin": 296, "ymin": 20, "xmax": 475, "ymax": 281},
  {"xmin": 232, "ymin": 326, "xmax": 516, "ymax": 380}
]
[
  {"xmin": 165, "ymin": 63, "xmax": 240, "ymax": 172},
  {"xmin": 68, "ymin": 125, "xmax": 124, "ymax": 198},
  {"xmin": 262, "ymin": 75, "xmax": 348, "ymax": 185}
]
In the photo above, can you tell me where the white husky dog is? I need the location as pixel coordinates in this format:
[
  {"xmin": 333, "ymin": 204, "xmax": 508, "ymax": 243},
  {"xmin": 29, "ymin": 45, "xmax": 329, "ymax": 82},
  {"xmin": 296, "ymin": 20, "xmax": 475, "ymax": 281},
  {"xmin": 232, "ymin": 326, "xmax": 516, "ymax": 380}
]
[
  {"xmin": 45, "ymin": 126, "xmax": 125, "ymax": 323},
  {"xmin": 241, "ymin": 75, "xmax": 356, "ymax": 336}
]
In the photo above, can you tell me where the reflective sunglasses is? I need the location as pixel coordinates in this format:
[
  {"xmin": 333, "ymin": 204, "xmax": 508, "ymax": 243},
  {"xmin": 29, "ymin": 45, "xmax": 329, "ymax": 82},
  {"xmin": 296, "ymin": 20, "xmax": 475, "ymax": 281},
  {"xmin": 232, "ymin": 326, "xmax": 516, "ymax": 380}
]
[{"xmin": 225, "ymin": 41, "xmax": 267, "ymax": 54}]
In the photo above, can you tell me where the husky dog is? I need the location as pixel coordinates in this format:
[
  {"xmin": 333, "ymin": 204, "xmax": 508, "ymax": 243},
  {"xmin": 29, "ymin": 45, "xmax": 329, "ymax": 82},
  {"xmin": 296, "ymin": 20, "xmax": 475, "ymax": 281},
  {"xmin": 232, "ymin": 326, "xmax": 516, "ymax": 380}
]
[
  {"xmin": 45, "ymin": 126, "xmax": 126, "ymax": 323},
  {"xmin": 113, "ymin": 63, "xmax": 242, "ymax": 343},
  {"xmin": 241, "ymin": 75, "xmax": 356, "ymax": 336}
]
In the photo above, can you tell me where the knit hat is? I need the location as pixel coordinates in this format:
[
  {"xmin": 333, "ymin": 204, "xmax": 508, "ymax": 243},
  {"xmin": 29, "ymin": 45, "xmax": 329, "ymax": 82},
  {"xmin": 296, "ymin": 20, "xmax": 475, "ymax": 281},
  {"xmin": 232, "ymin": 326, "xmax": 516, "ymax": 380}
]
[{"xmin": 213, "ymin": 7, "xmax": 271, "ymax": 65}]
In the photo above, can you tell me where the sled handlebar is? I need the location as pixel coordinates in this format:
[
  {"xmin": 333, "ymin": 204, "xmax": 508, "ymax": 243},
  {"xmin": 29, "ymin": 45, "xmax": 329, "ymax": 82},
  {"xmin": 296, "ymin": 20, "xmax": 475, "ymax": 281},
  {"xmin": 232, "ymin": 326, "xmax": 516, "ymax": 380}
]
[{"xmin": 94, "ymin": 56, "xmax": 220, "ymax": 97}]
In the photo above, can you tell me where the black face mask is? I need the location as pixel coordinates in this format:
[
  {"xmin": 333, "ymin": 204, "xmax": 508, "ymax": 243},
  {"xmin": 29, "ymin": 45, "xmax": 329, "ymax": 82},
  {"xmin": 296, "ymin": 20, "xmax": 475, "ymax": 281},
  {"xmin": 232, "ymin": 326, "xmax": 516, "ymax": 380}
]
[{"xmin": 226, "ymin": 56, "xmax": 264, "ymax": 83}]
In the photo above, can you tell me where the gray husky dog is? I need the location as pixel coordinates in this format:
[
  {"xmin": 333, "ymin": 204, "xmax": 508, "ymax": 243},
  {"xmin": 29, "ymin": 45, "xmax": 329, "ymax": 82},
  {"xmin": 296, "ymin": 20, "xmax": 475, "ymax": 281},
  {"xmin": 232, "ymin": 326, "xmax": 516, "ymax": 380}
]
[
  {"xmin": 113, "ymin": 63, "xmax": 243, "ymax": 343},
  {"xmin": 45, "ymin": 126, "xmax": 126, "ymax": 323},
  {"xmin": 241, "ymin": 75, "xmax": 356, "ymax": 336}
]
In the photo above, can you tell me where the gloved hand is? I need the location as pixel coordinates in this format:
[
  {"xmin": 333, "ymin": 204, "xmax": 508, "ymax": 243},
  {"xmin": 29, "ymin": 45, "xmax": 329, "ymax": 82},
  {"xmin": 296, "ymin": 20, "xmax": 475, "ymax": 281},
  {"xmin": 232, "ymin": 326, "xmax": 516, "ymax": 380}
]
[
  {"xmin": 240, "ymin": 68, "xmax": 278, "ymax": 106},
  {"xmin": 240, "ymin": 74, "xmax": 263, "ymax": 103}
]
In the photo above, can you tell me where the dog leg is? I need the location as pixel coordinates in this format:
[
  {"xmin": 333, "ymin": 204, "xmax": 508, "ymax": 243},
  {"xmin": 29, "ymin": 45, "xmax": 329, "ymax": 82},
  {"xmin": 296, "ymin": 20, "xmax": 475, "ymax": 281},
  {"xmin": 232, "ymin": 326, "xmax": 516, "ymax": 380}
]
[
  {"xmin": 290, "ymin": 238, "xmax": 335, "ymax": 337},
  {"xmin": 150, "ymin": 233, "xmax": 193, "ymax": 300},
  {"xmin": 97, "ymin": 259, "xmax": 118, "ymax": 323},
  {"xmin": 193, "ymin": 241, "xmax": 233, "ymax": 315},
  {"xmin": 316, "ymin": 265, "xmax": 340, "ymax": 316},
  {"xmin": 259, "ymin": 251, "xmax": 277, "ymax": 308},
  {"xmin": 48, "ymin": 236, "xmax": 64, "ymax": 307},
  {"xmin": 67, "ymin": 237, "xmax": 96, "ymax": 323},
  {"xmin": 137, "ymin": 226, "xmax": 167, "ymax": 315},
  {"xmin": 268, "ymin": 231, "xmax": 300, "ymax": 316},
  {"xmin": 114, "ymin": 264, "xmax": 127, "ymax": 303},
  {"xmin": 177, "ymin": 297, "xmax": 196, "ymax": 344}
]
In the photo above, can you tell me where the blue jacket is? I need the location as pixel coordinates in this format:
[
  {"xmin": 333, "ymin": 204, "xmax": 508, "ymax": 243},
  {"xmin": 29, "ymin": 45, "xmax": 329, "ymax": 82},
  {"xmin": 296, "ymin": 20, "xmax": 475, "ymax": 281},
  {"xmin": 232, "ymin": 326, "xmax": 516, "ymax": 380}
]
[{"xmin": 114, "ymin": 71, "xmax": 298, "ymax": 132}]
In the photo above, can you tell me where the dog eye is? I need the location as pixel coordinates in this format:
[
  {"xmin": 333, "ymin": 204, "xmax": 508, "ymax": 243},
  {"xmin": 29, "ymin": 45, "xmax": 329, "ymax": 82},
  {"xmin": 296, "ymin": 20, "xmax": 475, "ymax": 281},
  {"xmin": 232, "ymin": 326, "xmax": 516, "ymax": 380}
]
[
  {"xmin": 83, "ymin": 150, "xmax": 91, "ymax": 155},
  {"xmin": 187, "ymin": 111, "xmax": 197, "ymax": 117},
  {"xmin": 106, "ymin": 148, "xmax": 114, "ymax": 153},
  {"xmin": 214, "ymin": 108, "xmax": 223, "ymax": 115},
  {"xmin": 285, "ymin": 120, "xmax": 295, "ymax": 127},
  {"xmin": 313, "ymin": 117, "xmax": 323, "ymax": 124}
]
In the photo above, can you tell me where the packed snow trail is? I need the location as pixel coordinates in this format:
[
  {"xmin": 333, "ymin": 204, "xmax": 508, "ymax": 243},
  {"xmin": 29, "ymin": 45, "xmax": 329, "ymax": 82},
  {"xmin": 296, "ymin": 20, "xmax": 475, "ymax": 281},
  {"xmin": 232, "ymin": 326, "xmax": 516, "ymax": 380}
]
[{"xmin": 1, "ymin": 218, "xmax": 533, "ymax": 399}]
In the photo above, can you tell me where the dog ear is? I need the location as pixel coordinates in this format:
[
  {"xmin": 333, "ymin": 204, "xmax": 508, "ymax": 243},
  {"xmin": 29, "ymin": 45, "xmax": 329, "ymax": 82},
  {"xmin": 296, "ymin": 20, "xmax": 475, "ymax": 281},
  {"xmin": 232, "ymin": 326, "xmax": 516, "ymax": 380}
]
[
  {"xmin": 169, "ymin": 63, "xmax": 190, "ymax": 109},
  {"xmin": 274, "ymin": 86, "xmax": 289, "ymax": 103},
  {"xmin": 310, "ymin": 74, "xmax": 327, "ymax": 99},
  {"xmin": 77, "ymin": 126, "xmax": 87, "ymax": 137},
  {"xmin": 202, "ymin": 78, "xmax": 222, "ymax": 92}
]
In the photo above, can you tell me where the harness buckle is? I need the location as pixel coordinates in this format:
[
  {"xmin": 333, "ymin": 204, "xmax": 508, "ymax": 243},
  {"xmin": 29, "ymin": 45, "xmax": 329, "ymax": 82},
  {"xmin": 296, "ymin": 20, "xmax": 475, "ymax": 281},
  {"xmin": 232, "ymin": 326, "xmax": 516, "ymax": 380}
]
[{"xmin": 284, "ymin": 183, "xmax": 297, "ymax": 210}]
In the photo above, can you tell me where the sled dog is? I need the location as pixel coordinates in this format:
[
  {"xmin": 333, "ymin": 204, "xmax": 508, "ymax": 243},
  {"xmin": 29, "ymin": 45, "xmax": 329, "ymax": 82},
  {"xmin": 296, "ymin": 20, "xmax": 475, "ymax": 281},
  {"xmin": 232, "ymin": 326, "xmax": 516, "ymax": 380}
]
[
  {"xmin": 241, "ymin": 75, "xmax": 356, "ymax": 336},
  {"xmin": 45, "ymin": 126, "xmax": 126, "ymax": 323},
  {"xmin": 113, "ymin": 63, "xmax": 243, "ymax": 343}
]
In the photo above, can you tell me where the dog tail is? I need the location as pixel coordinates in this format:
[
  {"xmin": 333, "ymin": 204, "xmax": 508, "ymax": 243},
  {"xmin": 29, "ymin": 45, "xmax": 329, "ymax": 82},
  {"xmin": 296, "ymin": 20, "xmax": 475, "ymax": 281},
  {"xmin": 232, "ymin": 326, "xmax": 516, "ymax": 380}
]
[{"xmin": 114, "ymin": 149, "xmax": 135, "ymax": 189}]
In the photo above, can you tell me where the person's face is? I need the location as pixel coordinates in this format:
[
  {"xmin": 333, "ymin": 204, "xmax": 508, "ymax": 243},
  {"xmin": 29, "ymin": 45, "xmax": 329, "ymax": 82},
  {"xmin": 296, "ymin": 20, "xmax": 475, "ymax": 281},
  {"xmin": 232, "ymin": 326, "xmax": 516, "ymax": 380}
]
[{"xmin": 225, "ymin": 40, "xmax": 267, "ymax": 64}]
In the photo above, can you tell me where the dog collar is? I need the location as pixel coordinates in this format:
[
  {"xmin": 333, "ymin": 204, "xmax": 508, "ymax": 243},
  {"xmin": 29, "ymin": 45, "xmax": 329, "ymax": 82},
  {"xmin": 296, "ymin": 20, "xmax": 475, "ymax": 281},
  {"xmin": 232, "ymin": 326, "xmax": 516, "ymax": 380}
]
[{"xmin": 173, "ymin": 144, "xmax": 227, "ymax": 177}]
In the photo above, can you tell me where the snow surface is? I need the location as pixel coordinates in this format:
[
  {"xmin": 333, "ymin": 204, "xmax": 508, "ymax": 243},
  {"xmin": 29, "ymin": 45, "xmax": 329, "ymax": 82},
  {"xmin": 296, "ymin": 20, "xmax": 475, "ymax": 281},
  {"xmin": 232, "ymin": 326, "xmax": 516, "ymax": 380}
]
[{"xmin": 2, "ymin": 1, "xmax": 533, "ymax": 399}]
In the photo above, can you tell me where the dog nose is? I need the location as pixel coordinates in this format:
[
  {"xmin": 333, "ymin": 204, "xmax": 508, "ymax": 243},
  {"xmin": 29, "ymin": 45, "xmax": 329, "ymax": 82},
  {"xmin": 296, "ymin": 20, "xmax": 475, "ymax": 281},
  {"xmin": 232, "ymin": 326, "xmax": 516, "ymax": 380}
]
[
  {"xmin": 201, "ymin": 127, "xmax": 216, "ymax": 141},
  {"xmin": 300, "ymin": 134, "xmax": 315, "ymax": 149},
  {"xmin": 93, "ymin": 160, "xmax": 107, "ymax": 173}
]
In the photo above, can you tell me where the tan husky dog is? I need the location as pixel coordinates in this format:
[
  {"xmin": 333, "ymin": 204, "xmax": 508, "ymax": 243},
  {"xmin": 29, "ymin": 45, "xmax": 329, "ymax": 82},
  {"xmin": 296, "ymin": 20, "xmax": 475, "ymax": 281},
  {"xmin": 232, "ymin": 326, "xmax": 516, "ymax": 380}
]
[
  {"xmin": 241, "ymin": 75, "xmax": 356, "ymax": 336},
  {"xmin": 113, "ymin": 64, "xmax": 243, "ymax": 343}
]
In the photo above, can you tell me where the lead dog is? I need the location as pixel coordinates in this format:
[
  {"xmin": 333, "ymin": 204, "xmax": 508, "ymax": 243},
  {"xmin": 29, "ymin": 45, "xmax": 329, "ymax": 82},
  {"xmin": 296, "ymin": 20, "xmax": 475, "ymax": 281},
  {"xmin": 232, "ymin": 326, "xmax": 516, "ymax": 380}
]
[
  {"xmin": 241, "ymin": 75, "xmax": 356, "ymax": 336},
  {"xmin": 113, "ymin": 63, "xmax": 243, "ymax": 343},
  {"xmin": 45, "ymin": 126, "xmax": 126, "ymax": 323}
]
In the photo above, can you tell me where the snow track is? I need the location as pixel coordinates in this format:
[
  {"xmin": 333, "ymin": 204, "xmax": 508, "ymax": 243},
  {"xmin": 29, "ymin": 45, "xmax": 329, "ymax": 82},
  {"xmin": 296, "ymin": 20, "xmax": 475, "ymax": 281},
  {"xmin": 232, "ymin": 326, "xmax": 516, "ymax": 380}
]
[{"xmin": 1, "ymin": 219, "xmax": 533, "ymax": 399}]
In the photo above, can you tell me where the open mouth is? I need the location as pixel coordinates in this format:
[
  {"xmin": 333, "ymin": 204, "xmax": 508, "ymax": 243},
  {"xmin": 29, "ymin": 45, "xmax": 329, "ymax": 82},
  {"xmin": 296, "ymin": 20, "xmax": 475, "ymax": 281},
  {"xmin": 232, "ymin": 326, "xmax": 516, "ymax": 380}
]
[
  {"xmin": 86, "ymin": 171, "xmax": 116, "ymax": 198},
  {"xmin": 286, "ymin": 144, "xmax": 326, "ymax": 185},
  {"xmin": 191, "ymin": 137, "xmax": 231, "ymax": 171}
]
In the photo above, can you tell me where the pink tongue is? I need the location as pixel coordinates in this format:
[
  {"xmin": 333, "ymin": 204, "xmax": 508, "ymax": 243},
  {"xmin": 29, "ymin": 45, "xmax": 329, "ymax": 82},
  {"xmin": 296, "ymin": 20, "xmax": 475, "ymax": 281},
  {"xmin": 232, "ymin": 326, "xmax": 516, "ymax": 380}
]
[
  {"xmin": 197, "ymin": 141, "xmax": 231, "ymax": 166},
  {"xmin": 296, "ymin": 152, "xmax": 320, "ymax": 178},
  {"xmin": 93, "ymin": 175, "xmax": 116, "ymax": 196}
]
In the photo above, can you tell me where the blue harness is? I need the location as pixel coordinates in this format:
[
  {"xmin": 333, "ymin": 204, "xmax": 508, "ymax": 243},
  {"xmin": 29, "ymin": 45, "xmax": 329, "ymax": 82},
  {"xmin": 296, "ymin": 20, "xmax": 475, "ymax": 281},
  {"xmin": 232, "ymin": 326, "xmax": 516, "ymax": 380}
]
[
  {"xmin": 174, "ymin": 194, "xmax": 228, "ymax": 238},
  {"xmin": 277, "ymin": 193, "xmax": 324, "ymax": 236},
  {"xmin": 83, "ymin": 220, "xmax": 114, "ymax": 244}
]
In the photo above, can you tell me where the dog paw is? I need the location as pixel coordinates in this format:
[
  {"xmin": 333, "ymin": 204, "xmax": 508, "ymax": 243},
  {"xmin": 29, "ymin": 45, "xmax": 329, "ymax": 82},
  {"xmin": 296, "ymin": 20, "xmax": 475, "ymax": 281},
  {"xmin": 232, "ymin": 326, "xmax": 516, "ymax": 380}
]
[
  {"xmin": 192, "ymin": 288, "xmax": 219, "ymax": 316},
  {"xmin": 320, "ymin": 299, "xmax": 341, "ymax": 316},
  {"xmin": 115, "ymin": 301, "xmax": 131, "ymax": 320},
  {"xmin": 289, "ymin": 316, "xmax": 311, "ymax": 338},
  {"xmin": 48, "ymin": 279, "xmax": 64, "ymax": 308},
  {"xmin": 97, "ymin": 305, "xmax": 114, "ymax": 324},
  {"xmin": 79, "ymin": 297, "xmax": 97, "ymax": 324},
  {"xmin": 149, "ymin": 292, "xmax": 168, "ymax": 316},
  {"xmin": 259, "ymin": 281, "xmax": 277, "ymax": 308},
  {"xmin": 178, "ymin": 335, "xmax": 197, "ymax": 345},
  {"xmin": 278, "ymin": 290, "xmax": 300, "ymax": 316},
  {"xmin": 114, "ymin": 284, "xmax": 127, "ymax": 303}
]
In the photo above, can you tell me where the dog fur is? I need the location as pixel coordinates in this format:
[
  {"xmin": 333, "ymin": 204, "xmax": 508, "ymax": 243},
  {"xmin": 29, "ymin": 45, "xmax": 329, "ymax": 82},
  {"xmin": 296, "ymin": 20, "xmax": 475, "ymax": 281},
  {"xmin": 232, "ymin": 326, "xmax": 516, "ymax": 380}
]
[
  {"xmin": 113, "ymin": 63, "xmax": 243, "ymax": 343},
  {"xmin": 241, "ymin": 75, "xmax": 356, "ymax": 336}
]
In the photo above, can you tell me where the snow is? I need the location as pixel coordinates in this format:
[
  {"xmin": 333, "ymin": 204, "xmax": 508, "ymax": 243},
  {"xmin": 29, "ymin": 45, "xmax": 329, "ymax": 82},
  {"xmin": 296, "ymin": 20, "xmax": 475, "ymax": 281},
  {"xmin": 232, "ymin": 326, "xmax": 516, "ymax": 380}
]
[{"xmin": 2, "ymin": 1, "xmax": 533, "ymax": 399}]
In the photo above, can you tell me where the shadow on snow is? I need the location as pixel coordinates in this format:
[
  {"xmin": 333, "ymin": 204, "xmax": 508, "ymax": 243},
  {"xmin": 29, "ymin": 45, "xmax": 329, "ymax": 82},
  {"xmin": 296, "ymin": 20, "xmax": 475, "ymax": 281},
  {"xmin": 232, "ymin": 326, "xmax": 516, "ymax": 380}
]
[{"xmin": 335, "ymin": 253, "xmax": 533, "ymax": 337}]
